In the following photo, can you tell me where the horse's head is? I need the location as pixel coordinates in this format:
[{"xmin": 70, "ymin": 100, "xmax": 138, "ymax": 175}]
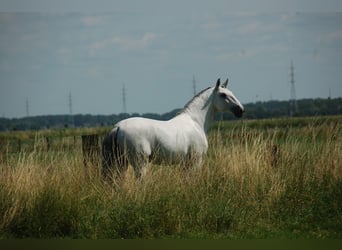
[{"xmin": 213, "ymin": 78, "xmax": 245, "ymax": 118}]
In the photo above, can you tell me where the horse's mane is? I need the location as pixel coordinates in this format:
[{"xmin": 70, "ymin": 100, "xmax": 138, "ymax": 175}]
[{"xmin": 178, "ymin": 87, "xmax": 212, "ymax": 115}]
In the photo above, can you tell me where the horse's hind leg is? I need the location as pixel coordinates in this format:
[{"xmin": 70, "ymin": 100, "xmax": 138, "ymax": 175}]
[
  {"xmin": 102, "ymin": 129, "xmax": 129, "ymax": 182},
  {"xmin": 130, "ymin": 153, "xmax": 149, "ymax": 179},
  {"xmin": 115, "ymin": 151, "xmax": 128, "ymax": 180},
  {"xmin": 102, "ymin": 132, "xmax": 116, "ymax": 180}
]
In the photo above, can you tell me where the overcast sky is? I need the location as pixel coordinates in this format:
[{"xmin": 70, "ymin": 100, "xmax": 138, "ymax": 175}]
[{"xmin": 1, "ymin": 0, "xmax": 342, "ymax": 118}]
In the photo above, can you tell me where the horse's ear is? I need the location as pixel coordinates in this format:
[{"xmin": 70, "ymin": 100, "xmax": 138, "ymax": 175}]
[
  {"xmin": 222, "ymin": 78, "xmax": 229, "ymax": 88},
  {"xmin": 215, "ymin": 78, "xmax": 220, "ymax": 90}
]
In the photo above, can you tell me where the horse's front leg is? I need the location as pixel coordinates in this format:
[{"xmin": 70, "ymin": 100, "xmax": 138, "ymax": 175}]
[
  {"xmin": 131, "ymin": 152, "xmax": 150, "ymax": 179},
  {"xmin": 193, "ymin": 154, "xmax": 203, "ymax": 171},
  {"xmin": 186, "ymin": 149, "xmax": 204, "ymax": 171}
]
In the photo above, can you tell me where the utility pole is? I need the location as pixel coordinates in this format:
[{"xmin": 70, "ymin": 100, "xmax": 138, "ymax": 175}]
[
  {"xmin": 289, "ymin": 60, "xmax": 298, "ymax": 116},
  {"xmin": 69, "ymin": 92, "xmax": 74, "ymax": 127},
  {"xmin": 192, "ymin": 75, "xmax": 197, "ymax": 96},
  {"xmin": 122, "ymin": 84, "xmax": 127, "ymax": 113},
  {"xmin": 69, "ymin": 92, "xmax": 73, "ymax": 115},
  {"xmin": 25, "ymin": 98, "xmax": 29, "ymax": 117}
]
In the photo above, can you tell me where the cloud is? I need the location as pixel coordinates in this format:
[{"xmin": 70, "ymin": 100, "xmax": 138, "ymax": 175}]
[
  {"xmin": 113, "ymin": 32, "xmax": 157, "ymax": 50},
  {"xmin": 88, "ymin": 32, "xmax": 157, "ymax": 54},
  {"xmin": 215, "ymin": 49, "xmax": 259, "ymax": 62},
  {"xmin": 236, "ymin": 20, "xmax": 281, "ymax": 35},
  {"xmin": 325, "ymin": 28, "xmax": 342, "ymax": 45},
  {"xmin": 215, "ymin": 43, "xmax": 289, "ymax": 62},
  {"xmin": 56, "ymin": 47, "xmax": 73, "ymax": 65},
  {"xmin": 80, "ymin": 15, "xmax": 105, "ymax": 26},
  {"xmin": 202, "ymin": 20, "xmax": 222, "ymax": 31},
  {"xmin": 0, "ymin": 12, "xmax": 16, "ymax": 23},
  {"xmin": 0, "ymin": 59, "xmax": 11, "ymax": 72}
]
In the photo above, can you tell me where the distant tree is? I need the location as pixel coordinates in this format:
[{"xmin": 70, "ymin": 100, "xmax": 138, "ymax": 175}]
[{"xmin": 0, "ymin": 97, "xmax": 341, "ymax": 131}]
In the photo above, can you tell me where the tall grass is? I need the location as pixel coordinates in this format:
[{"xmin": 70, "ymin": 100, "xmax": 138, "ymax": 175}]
[{"xmin": 0, "ymin": 117, "xmax": 341, "ymax": 238}]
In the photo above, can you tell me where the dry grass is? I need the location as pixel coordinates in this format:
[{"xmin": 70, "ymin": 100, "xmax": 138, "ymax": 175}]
[{"xmin": 0, "ymin": 117, "xmax": 341, "ymax": 238}]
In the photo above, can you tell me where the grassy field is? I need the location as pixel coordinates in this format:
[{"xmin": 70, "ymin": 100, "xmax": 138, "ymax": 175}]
[{"xmin": 0, "ymin": 116, "xmax": 341, "ymax": 239}]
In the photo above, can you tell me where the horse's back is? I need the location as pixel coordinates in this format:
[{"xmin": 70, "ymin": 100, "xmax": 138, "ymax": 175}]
[
  {"xmin": 115, "ymin": 115, "xmax": 207, "ymax": 157},
  {"xmin": 116, "ymin": 117, "xmax": 165, "ymax": 141},
  {"xmin": 115, "ymin": 117, "xmax": 162, "ymax": 153}
]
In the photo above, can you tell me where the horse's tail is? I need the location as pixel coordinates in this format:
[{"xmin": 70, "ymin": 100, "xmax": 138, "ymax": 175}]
[{"xmin": 101, "ymin": 126, "xmax": 119, "ymax": 179}]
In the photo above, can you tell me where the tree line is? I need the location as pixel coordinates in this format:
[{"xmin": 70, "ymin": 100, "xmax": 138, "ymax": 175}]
[{"xmin": 1, "ymin": 97, "xmax": 341, "ymax": 131}]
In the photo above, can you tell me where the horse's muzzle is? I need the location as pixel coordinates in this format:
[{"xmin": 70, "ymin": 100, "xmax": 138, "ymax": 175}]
[{"xmin": 231, "ymin": 106, "xmax": 244, "ymax": 118}]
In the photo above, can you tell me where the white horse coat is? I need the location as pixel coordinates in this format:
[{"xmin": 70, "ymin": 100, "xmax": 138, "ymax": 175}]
[{"xmin": 102, "ymin": 78, "xmax": 244, "ymax": 178}]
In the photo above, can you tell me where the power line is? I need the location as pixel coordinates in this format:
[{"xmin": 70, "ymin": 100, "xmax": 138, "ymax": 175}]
[
  {"xmin": 289, "ymin": 60, "xmax": 298, "ymax": 116},
  {"xmin": 122, "ymin": 84, "xmax": 127, "ymax": 113},
  {"xmin": 69, "ymin": 92, "xmax": 74, "ymax": 127},
  {"xmin": 192, "ymin": 75, "xmax": 197, "ymax": 96},
  {"xmin": 69, "ymin": 92, "xmax": 73, "ymax": 115},
  {"xmin": 25, "ymin": 98, "xmax": 29, "ymax": 117}
]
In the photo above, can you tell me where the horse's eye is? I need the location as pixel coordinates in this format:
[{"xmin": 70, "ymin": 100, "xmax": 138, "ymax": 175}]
[{"xmin": 219, "ymin": 93, "xmax": 227, "ymax": 98}]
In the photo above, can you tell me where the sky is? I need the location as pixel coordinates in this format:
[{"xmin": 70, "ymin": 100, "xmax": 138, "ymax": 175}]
[{"xmin": 1, "ymin": 0, "xmax": 342, "ymax": 118}]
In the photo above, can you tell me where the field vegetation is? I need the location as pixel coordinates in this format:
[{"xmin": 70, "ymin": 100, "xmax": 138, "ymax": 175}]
[{"xmin": 0, "ymin": 116, "xmax": 341, "ymax": 238}]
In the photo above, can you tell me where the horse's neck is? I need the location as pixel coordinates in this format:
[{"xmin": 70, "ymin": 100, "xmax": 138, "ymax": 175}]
[{"xmin": 182, "ymin": 88, "xmax": 215, "ymax": 133}]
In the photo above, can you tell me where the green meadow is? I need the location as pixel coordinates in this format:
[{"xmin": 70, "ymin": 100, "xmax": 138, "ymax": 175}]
[{"xmin": 0, "ymin": 116, "xmax": 341, "ymax": 238}]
